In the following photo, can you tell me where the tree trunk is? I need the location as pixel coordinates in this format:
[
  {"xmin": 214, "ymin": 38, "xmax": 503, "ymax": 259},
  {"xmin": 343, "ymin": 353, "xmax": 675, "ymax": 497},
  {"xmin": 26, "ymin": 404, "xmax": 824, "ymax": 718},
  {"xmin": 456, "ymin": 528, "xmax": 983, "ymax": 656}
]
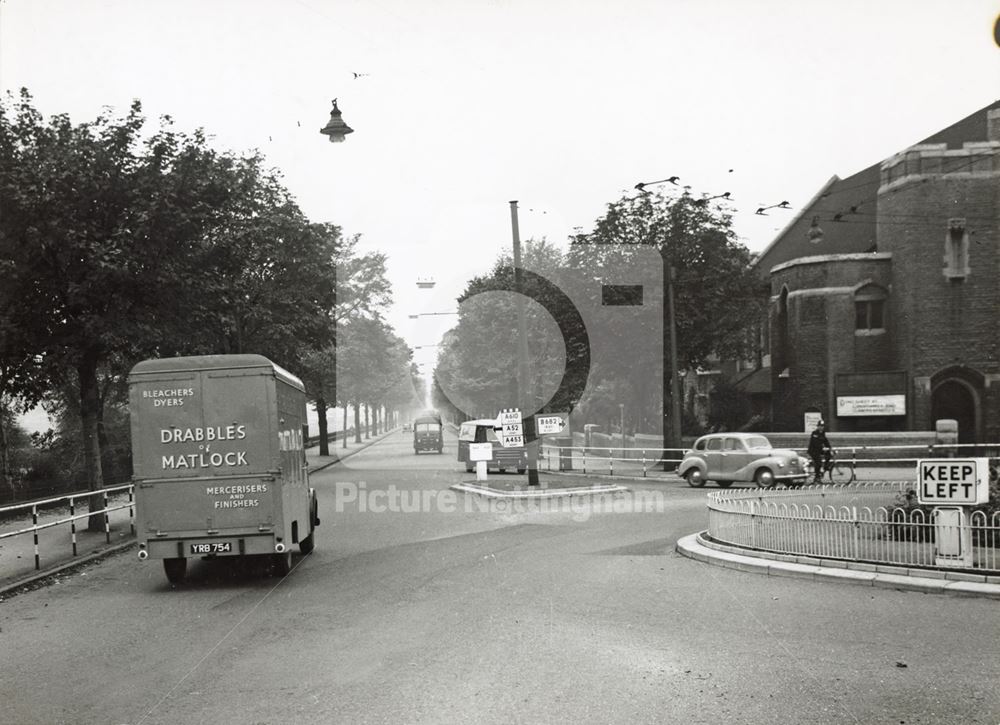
[
  {"xmin": 373, "ymin": 405, "xmax": 380, "ymax": 435},
  {"xmin": 354, "ymin": 404, "xmax": 362, "ymax": 444},
  {"xmin": 343, "ymin": 405, "xmax": 349, "ymax": 448},
  {"xmin": 317, "ymin": 396, "xmax": 330, "ymax": 457},
  {"xmin": 78, "ymin": 354, "xmax": 106, "ymax": 532},
  {"xmin": 364, "ymin": 404, "xmax": 370, "ymax": 439},
  {"xmin": 0, "ymin": 407, "xmax": 12, "ymax": 502}
]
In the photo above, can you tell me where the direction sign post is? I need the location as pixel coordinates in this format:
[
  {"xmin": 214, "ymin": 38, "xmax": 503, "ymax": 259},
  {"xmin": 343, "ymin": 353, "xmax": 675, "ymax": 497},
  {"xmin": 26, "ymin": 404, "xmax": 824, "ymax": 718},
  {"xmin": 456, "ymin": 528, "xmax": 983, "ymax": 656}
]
[
  {"xmin": 497, "ymin": 408, "xmax": 524, "ymax": 448},
  {"xmin": 469, "ymin": 442, "xmax": 493, "ymax": 482},
  {"xmin": 535, "ymin": 413, "xmax": 568, "ymax": 436}
]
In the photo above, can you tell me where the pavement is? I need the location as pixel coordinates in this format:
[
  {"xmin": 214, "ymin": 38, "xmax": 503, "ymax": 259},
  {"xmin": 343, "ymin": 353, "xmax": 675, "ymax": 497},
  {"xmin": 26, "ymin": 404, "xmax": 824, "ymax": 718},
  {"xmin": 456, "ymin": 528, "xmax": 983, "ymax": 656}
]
[{"xmin": 0, "ymin": 427, "xmax": 395, "ymax": 597}]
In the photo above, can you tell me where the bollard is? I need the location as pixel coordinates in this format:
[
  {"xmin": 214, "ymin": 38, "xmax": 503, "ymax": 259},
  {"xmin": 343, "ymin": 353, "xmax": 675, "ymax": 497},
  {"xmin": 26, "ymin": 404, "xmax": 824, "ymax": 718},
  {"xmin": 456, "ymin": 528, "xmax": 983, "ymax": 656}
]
[
  {"xmin": 129, "ymin": 486, "xmax": 135, "ymax": 536},
  {"xmin": 32, "ymin": 504, "xmax": 40, "ymax": 570},
  {"xmin": 70, "ymin": 496, "xmax": 78, "ymax": 556}
]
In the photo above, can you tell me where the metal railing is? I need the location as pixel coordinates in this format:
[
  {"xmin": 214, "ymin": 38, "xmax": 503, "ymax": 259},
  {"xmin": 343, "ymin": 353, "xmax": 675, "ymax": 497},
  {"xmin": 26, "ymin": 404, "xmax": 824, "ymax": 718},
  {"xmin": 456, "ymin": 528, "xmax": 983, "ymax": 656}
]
[
  {"xmin": 0, "ymin": 484, "xmax": 135, "ymax": 571},
  {"xmin": 538, "ymin": 441, "xmax": 1000, "ymax": 479},
  {"xmin": 795, "ymin": 442, "xmax": 1000, "ymax": 470},
  {"xmin": 539, "ymin": 445, "xmax": 685, "ymax": 476},
  {"xmin": 706, "ymin": 482, "xmax": 1000, "ymax": 573}
]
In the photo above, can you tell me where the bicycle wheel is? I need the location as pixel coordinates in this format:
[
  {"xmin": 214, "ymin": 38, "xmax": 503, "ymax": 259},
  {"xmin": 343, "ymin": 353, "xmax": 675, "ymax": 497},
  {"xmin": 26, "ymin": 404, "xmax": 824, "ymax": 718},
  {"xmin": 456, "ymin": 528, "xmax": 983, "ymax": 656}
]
[{"xmin": 829, "ymin": 461, "xmax": 854, "ymax": 484}]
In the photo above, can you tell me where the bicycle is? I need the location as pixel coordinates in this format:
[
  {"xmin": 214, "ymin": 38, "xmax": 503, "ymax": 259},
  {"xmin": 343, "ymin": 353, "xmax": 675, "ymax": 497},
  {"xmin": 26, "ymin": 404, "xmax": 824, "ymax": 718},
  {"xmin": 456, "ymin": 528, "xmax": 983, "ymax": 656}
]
[{"xmin": 804, "ymin": 448, "xmax": 856, "ymax": 484}]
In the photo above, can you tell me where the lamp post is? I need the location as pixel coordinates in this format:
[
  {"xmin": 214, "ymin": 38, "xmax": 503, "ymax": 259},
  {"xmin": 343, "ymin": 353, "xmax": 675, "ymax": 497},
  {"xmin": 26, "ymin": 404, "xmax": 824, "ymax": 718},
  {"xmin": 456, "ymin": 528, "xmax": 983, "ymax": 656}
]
[
  {"xmin": 619, "ymin": 403, "xmax": 626, "ymax": 457},
  {"xmin": 509, "ymin": 200, "xmax": 540, "ymax": 486},
  {"xmin": 633, "ymin": 179, "xmax": 685, "ymax": 462}
]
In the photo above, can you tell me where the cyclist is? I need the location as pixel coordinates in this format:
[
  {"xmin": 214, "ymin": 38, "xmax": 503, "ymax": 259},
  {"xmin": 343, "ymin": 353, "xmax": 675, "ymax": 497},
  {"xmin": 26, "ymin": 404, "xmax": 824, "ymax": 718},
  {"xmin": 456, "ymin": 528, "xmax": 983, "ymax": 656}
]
[{"xmin": 808, "ymin": 419, "xmax": 832, "ymax": 484}]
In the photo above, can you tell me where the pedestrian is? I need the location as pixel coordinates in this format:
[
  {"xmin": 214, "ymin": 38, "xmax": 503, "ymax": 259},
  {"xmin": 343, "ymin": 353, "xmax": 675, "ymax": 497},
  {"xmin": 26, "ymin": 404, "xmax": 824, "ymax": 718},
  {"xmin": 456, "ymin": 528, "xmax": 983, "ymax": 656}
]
[{"xmin": 808, "ymin": 420, "xmax": 832, "ymax": 483}]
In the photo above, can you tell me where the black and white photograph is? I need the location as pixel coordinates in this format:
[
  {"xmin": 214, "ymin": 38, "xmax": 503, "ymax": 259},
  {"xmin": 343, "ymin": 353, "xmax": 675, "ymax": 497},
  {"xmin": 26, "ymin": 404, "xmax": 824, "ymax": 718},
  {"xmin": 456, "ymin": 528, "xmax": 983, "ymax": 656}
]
[{"xmin": 1, "ymin": 1, "xmax": 999, "ymax": 723}]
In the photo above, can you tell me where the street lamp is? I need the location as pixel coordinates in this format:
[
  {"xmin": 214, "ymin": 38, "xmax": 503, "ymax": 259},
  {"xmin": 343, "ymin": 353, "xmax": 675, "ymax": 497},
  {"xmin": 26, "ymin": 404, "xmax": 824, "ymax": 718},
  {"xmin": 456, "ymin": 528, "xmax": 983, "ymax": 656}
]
[{"xmin": 319, "ymin": 99, "xmax": 354, "ymax": 143}]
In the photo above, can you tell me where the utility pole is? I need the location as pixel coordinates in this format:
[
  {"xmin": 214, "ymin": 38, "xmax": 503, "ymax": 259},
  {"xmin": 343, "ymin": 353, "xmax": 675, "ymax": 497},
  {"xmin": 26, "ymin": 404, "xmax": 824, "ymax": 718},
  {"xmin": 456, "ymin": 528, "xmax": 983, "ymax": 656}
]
[
  {"xmin": 510, "ymin": 200, "xmax": 540, "ymax": 485},
  {"xmin": 663, "ymin": 251, "xmax": 683, "ymax": 468}
]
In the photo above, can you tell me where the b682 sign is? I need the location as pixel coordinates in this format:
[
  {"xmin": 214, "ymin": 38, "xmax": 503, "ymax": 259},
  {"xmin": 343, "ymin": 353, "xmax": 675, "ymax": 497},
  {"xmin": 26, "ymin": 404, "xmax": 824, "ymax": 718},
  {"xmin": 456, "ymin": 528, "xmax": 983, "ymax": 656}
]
[{"xmin": 917, "ymin": 458, "xmax": 990, "ymax": 505}]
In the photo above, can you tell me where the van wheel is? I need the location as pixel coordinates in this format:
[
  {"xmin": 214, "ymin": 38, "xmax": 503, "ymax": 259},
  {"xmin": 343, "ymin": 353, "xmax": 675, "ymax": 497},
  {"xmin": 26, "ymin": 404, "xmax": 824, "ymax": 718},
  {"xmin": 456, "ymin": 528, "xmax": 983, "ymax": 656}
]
[
  {"xmin": 271, "ymin": 551, "xmax": 293, "ymax": 577},
  {"xmin": 517, "ymin": 468, "xmax": 526, "ymax": 474},
  {"xmin": 299, "ymin": 531, "xmax": 315, "ymax": 555},
  {"xmin": 466, "ymin": 463, "xmax": 474, "ymax": 472},
  {"xmin": 163, "ymin": 558, "xmax": 186, "ymax": 584}
]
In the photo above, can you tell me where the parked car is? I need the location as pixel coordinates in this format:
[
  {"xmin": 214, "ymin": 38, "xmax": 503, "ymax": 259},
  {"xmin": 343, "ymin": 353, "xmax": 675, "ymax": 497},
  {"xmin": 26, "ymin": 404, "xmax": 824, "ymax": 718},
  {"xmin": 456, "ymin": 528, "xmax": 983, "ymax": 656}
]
[
  {"xmin": 678, "ymin": 433, "xmax": 808, "ymax": 488},
  {"xmin": 402, "ymin": 422, "xmax": 412, "ymax": 432},
  {"xmin": 457, "ymin": 419, "xmax": 527, "ymax": 473}
]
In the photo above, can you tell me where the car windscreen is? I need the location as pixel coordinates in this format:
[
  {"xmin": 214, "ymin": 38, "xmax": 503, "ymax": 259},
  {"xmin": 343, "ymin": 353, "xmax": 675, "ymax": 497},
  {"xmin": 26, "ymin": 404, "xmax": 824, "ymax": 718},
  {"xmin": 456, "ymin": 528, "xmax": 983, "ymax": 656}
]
[{"xmin": 415, "ymin": 422, "xmax": 439, "ymax": 432}]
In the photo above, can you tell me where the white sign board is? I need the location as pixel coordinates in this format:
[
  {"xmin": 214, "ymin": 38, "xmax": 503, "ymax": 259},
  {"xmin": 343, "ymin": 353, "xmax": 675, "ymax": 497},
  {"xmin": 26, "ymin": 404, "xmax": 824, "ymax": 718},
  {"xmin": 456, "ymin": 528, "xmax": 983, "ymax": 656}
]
[
  {"xmin": 535, "ymin": 414, "xmax": 568, "ymax": 436},
  {"xmin": 803, "ymin": 412, "xmax": 823, "ymax": 432},
  {"xmin": 917, "ymin": 458, "xmax": 990, "ymax": 505},
  {"xmin": 496, "ymin": 409, "xmax": 523, "ymax": 448},
  {"xmin": 836, "ymin": 395, "xmax": 906, "ymax": 417},
  {"xmin": 468, "ymin": 442, "xmax": 494, "ymax": 462}
]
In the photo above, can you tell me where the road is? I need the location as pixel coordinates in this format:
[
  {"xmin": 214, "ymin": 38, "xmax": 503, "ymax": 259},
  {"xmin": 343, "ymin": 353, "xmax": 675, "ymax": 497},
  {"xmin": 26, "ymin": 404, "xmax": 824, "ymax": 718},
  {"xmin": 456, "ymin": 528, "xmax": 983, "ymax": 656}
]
[{"xmin": 0, "ymin": 429, "xmax": 997, "ymax": 725}]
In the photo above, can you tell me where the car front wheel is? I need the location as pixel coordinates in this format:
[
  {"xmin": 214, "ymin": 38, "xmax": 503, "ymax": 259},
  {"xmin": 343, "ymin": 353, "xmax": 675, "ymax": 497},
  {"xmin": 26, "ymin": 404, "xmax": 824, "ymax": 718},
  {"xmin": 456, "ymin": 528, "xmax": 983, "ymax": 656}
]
[
  {"xmin": 754, "ymin": 468, "xmax": 776, "ymax": 488},
  {"xmin": 685, "ymin": 469, "xmax": 706, "ymax": 487}
]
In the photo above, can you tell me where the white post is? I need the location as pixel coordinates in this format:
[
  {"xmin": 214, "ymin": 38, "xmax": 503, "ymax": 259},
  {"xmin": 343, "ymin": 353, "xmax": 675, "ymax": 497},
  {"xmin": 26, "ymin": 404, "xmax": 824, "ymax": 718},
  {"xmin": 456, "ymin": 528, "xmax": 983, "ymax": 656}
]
[
  {"xmin": 933, "ymin": 506, "xmax": 973, "ymax": 567},
  {"xmin": 476, "ymin": 460, "xmax": 488, "ymax": 482}
]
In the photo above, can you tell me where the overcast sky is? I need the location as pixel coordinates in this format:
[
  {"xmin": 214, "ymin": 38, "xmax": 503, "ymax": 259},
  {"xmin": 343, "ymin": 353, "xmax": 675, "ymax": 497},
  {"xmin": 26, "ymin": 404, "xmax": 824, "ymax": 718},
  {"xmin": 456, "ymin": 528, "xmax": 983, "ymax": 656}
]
[{"xmin": 2, "ymin": 0, "xmax": 999, "ymax": 377}]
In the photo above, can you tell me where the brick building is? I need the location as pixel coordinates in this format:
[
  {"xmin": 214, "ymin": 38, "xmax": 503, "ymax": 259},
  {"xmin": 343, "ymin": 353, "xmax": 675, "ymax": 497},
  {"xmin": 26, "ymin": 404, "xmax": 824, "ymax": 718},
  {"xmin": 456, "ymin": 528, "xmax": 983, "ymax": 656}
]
[{"xmin": 752, "ymin": 100, "xmax": 1000, "ymax": 442}]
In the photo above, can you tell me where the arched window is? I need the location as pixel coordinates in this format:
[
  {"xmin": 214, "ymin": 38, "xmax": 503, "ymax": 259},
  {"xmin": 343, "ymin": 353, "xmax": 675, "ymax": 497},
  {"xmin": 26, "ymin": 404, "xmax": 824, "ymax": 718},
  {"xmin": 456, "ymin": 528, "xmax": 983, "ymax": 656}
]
[{"xmin": 855, "ymin": 284, "xmax": 887, "ymax": 333}]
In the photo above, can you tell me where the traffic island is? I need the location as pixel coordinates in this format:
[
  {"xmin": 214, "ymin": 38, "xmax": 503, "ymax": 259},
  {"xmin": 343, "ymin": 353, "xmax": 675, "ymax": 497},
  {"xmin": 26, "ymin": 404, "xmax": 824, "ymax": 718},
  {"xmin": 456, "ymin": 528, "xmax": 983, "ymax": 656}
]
[
  {"xmin": 451, "ymin": 476, "xmax": 628, "ymax": 500},
  {"xmin": 676, "ymin": 531, "xmax": 1000, "ymax": 599}
]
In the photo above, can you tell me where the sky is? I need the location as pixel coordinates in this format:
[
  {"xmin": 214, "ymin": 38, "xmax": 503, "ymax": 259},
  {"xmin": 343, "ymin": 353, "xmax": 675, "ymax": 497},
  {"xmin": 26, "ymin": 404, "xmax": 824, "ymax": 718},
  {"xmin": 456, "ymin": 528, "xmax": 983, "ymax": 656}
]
[{"xmin": 2, "ymin": 0, "xmax": 999, "ymax": 386}]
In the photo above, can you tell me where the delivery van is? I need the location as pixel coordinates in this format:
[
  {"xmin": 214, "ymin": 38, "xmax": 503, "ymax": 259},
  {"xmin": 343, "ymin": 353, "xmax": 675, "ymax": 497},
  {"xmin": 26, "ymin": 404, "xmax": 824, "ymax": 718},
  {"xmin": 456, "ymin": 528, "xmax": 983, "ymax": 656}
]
[
  {"xmin": 457, "ymin": 419, "xmax": 527, "ymax": 473},
  {"xmin": 129, "ymin": 354, "xmax": 319, "ymax": 584},
  {"xmin": 413, "ymin": 414, "xmax": 444, "ymax": 454}
]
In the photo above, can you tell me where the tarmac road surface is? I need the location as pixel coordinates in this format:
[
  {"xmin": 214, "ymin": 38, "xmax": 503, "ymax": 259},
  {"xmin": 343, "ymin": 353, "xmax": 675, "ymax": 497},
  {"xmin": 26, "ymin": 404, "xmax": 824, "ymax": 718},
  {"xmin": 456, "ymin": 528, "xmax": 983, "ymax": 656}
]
[{"xmin": 0, "ymin": 428, "xmax": 997, "ymax": 725}]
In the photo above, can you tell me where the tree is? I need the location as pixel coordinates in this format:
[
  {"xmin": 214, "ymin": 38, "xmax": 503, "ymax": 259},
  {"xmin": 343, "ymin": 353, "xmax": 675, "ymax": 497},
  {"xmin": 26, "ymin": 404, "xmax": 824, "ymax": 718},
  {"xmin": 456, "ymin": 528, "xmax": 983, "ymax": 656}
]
[
  {"xmin": 299, "ymin": 230, "xmax": 392, "ymax": 456},
  {"xmin": 436, "ymin": 240, "xmax": 575, "ymax": 419},
  {"xmin": 0, "ymin": 91, "xmax": 232, "ymax": 527},
  {"xmin": 0, "ymin": 90, "xmax": 342, "ymax": 528},
  {"xmin": 572, "ymin": 188, "xmax": 768, "ymax": 442},
  {"xmin": 336, "ymin": 318, "xmax": 415, "ymax": 444}
]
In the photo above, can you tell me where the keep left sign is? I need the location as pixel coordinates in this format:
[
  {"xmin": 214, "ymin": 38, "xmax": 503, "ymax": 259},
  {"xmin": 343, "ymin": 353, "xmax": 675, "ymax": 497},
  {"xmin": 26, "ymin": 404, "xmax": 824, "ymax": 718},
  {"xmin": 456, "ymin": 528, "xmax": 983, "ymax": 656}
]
[{"xmin": 917, "ymin": 458, "xmax": 990, "ymax": 505}]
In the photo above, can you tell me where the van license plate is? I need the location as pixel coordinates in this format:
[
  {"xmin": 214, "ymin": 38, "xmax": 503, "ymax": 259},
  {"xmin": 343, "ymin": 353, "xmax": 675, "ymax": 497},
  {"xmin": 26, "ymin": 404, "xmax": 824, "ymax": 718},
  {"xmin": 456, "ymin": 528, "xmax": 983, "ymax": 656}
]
[{"xmin": 191, "ymin": 542, "xmax": 232, "ymax": 554}]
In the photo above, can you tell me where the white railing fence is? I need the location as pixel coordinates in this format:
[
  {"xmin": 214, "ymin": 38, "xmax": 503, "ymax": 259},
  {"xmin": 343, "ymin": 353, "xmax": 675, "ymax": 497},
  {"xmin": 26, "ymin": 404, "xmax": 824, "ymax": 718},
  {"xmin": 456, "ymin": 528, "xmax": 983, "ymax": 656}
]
[
  {"xmin": 539, "ymin": 441, "xmax": 1000, "ymax": 480},
  {"xmin": 706, "ymin": 482, "xmax": 1000, "ymax": 573},
  {"xmin": 0, "ymin": 485, "xmax": 135, "ymax": 571},
  {"xmin": 539, "ymin": 445, "xmax": 685, "ymax": 476}
]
